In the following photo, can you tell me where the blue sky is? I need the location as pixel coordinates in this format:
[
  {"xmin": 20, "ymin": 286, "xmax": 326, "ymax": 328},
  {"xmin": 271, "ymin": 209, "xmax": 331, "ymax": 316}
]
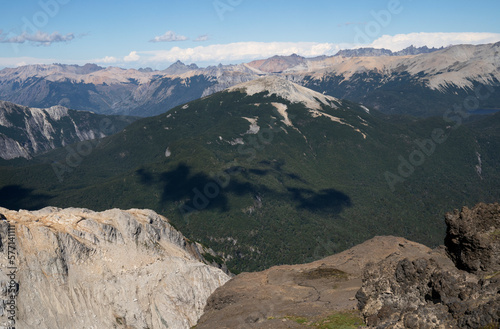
[{"xmin": 1, "ymin": 0, "xmax": 500, "ymax": 69}]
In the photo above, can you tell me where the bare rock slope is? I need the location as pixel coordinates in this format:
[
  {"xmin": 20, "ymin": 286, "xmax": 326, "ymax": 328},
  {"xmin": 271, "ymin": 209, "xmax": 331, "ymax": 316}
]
[{"xmin": 0, "ymin": 207, "xmax": 230, "ymax": 329}]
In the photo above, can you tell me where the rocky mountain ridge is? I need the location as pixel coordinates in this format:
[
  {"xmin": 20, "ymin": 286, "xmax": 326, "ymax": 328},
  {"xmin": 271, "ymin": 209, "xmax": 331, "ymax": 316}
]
[
  {"xmin": 1, "ymin": 75, "xmax": 498, "ymax": 273},
  {"xmin": 0, "ymin": 100, "xmax": 136, "ymax": 159},
  {"xmin": 0, "ymin": 206, "xmax": 230, "ymax": 329},
  {"xmin": 334, "ymin": 45, "xmax": 443, "ymax": 57},
  {"xmin": 1, "ymin": 42, "xmax": 499, "ymax": 117}
]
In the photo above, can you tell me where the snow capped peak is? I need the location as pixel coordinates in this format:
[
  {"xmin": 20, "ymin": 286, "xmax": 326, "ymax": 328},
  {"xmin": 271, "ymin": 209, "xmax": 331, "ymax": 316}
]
[{"xmin": 227, "ymin": 76, "xmax": 340, "ymax": 110}]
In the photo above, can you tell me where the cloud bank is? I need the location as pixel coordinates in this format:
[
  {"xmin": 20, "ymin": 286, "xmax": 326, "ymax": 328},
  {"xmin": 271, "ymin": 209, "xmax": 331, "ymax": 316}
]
[
  {"xmin": 139, "ymin": 41, "xmax": 346, "ymax": 64},
  {"xmin": 2, "ymin": 32, "xmax": 500, "ymax": 68},
  {"xmin": 120, "ymin": 32, "xmax": 500, "ymax": 66}
]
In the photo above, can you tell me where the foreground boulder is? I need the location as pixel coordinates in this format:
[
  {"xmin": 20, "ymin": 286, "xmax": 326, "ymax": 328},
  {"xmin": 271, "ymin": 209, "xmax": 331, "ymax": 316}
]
[
  {"xmin": 445, "ymin": 202, "xmax": 500, "ymax": 274},
  {"xmin": 0, "ymin": 207, "xmax": 230, "ymax": 329},
  {"xmin": 357, "ymin": 203, "xmax": 500, "ymax": 328}
]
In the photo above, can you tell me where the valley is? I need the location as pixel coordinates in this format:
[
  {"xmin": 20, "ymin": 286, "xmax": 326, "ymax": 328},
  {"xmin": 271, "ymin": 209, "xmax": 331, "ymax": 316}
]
[
  {"xmin": 0, "ymin": 30, "xmax": 499, "ymax": 327},
  {"xmin": 1, "ymin": 75, "xmax": 499, "ymax": 273}
]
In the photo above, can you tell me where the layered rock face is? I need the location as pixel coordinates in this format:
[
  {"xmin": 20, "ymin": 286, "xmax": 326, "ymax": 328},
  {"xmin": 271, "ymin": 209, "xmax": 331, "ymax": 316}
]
[
  {"xmin": 0, "ymin": 207, "xmax": 230, "ymax": 329},
  {"xmin": 357, "ymin": 203, "xmax": 500, "ymax": 328}
]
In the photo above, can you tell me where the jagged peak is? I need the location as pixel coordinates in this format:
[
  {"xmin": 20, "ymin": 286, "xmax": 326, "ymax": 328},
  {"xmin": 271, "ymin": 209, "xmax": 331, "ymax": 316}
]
[{"xmin": 163, "ymin": 60, "xmax": 199, "ymax": 74}]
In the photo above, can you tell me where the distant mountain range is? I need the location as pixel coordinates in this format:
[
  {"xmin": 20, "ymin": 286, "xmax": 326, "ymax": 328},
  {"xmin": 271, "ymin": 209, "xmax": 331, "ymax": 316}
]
[
  {"xmin": 1, "ymin": 76, "xmax": 499, "ymax": 272},
  {"xmin": 334, "ymin": 45, "xmax": 443, "ymax": 57},
  {"xmin": 0, "ymin": 43, "xmax": 499, "ymax": 117},
  {"xmin": 0, "ymin": 100, "xmax": 136, "ymax": 159}
]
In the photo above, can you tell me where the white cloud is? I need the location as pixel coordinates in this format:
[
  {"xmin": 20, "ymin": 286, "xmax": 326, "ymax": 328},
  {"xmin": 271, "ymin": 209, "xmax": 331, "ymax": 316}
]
[
  {"xmin": 0, "ymin": 31, "xmax": 74, "ymax": 46},
  {"xmin": 124, "ymin": 51, "xmax": 140, "ymax": 62},
  {"xmin": 150, "ymin": 31, "xmax": 188, "ymax": 43},
  {"xmin": 129, "ymin": 33, "xmax": 500, "ymax": 67},
  {"xmin": 194, "ymin": 34, "xmax": 210, "ymax": 42},
  {"xmin": 140, "ymin": 42, "xmax": 349, "ymax": 64},
  {"xmin": 368, "ymin": 32, "xmax": 500, "ymax": 51},
  {"xmin": 95, "ymin": 56, "xmax": 118, "ymax": 64}
]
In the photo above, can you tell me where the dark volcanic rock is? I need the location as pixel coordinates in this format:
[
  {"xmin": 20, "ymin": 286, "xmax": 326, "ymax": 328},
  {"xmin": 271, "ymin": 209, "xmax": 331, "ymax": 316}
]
[
  {"xmin": 357, "ymin": 203, "xmax": 500, "ymax": 328},
  {"xmin": 445, "ymin": 202, "xmax": 500, "ymax": 274}
]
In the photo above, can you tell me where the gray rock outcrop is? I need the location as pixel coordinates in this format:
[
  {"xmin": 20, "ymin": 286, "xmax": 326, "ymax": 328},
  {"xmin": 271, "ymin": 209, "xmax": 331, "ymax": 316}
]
[
  {"xmin": 0, "ymin": 100, "xmax": 135, "ymax": 159},
  {"xmin": 357, "ymin": 203, "xmax": 500, "ymax": 328},
  {"xmin": 0, "ymin": 207, "xmax": 230, "ymax": 329},
  {"xmin": 445, "ymin": 202, "xmax": 500, "ymax": 274}
]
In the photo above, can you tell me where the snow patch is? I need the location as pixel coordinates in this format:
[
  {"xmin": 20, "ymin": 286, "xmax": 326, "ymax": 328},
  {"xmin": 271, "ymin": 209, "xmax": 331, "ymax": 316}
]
[{"xmin": 165, "ymin": 147, "xmax": 171, "ymax": 157}]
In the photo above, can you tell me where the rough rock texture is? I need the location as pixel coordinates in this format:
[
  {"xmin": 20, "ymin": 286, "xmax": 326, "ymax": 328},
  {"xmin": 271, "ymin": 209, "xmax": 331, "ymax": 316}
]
[
  {"xmin": 445, "ymin": 202, "xmax": 500, "ymax": 274},
  {"xmin": 0, "ymin": 207, "xmax": 230, "ymax": 329},
  {"xmin": 195, "ymin": 236, "xmax": 435, "ymax": 329},
  {"xmin": 357, "ymin": 203, "xmax": 500, "ymax": 328}
]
